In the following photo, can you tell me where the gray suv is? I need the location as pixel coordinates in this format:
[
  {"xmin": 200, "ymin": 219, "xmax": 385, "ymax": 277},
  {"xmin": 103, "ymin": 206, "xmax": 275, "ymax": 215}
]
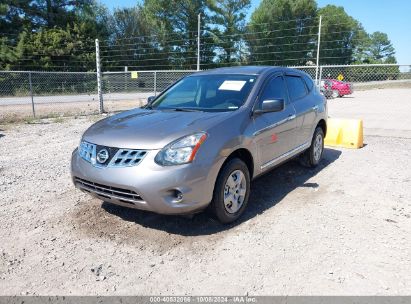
[{"xmin": 71, "ymin": 66, "xmax": 327, "ymax": 223}]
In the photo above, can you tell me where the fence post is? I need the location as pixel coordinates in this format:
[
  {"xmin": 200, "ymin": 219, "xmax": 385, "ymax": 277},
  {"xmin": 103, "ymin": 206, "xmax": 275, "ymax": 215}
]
[
  {"xmin": 28, "ymin": 72, "xmax": 35, "ymax": 118},
  {"xmin": 95, "ymin": 39, "xmax": 104, "ymax": 113},
  {"xmin": 319, "ymin": 66, "xmax": 323, "ymax": 86},
  {"xmin": 153, "ymin": 71, "xmax": 157, "ymax": 96},
  {"xmin": 197, "ymin": 13, "xmax": 201, "ymax": 71},
  {"xmin": 124, "ymin": 66, "xmax": 128, "ymax": 92},
  {"xmin": 315, "ymin": 15, "xmax": 322, "ymax": 85}
]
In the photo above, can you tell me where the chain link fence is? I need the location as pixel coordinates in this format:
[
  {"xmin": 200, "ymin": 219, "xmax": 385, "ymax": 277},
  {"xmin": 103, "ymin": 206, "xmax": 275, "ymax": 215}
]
[
  {"xmin": 102, "ymin": 70, "xmax": 195, "ymax": 112},
  {"xmin": 1, "ymin": 65, "xmax": 410, "ymax": 123},
  {"xmin": 0, "ymin": 71, "xmax": 98, "ymax": 122},
  {"xmin": 291, "ymin": 66, "xmax": 317, "ymax": 78},
  {"xmin": 320, "ymin": 64, "xmax": 411, "ymax": 90}
]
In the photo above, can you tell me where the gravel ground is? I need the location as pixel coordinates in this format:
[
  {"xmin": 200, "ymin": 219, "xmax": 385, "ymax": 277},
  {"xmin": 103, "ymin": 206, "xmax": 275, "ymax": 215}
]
[
  {"xmin": 328, "ymin": 89, "xmax": 411, "ymax": 138},
  {"xmin": 0, "ymin": 92, "xmax": 411, "ymax": 295}
]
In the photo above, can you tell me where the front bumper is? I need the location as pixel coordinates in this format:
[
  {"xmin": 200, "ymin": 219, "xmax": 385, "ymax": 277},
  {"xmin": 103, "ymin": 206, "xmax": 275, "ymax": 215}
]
[{"xmin": 71, "ymin": 148, "xmax": 222, "ymax": 214}]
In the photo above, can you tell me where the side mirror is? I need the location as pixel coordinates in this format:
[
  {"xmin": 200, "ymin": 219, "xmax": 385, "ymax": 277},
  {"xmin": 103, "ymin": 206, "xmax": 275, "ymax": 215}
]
[
  {"xmin": 147, "ymin": 96, "xmax": 156, "ymax": 104},
  {"xmin": 254, "ymin": 99, "xmax": 284, "ymax": 115},
  {"xmin": 147, "ymin": 96, "xmax": 156, "ymax": 103}
]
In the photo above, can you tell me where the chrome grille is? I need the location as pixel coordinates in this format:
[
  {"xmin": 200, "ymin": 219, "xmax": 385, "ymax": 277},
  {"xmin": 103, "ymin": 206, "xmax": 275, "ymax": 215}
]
[
  {"xmin": 75, "ymin": 177, "xmax": 143, "ymax": 203},
  {"xmin": 109, "ymin": 149, "xmax": 147, "ymax": 167},
  {"xmin": 78, "ymin": 140, "xmax": 147, "ymax": 168},
  {"xmin": 79, "ymin": 141, "xmax": 96, "ymax": 164}
]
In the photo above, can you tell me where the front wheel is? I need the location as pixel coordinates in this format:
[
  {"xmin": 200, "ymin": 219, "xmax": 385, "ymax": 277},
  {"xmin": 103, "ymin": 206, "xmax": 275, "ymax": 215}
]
[
  {"xmin": 299, "ymin": 127, "xmax": 324, "ymax": 168},
  {"xmin": 210, "ymin": 158, "xmax": 250, "ymax": 224}
]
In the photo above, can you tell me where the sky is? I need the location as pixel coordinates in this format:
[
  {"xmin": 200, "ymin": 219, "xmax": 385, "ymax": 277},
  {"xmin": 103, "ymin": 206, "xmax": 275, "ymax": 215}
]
[{"xmin": 99, "ymin": 0, "xmax": 411, "ymax": 64}]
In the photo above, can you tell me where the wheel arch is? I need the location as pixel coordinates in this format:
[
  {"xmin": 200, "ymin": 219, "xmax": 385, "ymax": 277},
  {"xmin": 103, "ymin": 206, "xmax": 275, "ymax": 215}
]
[
  {"xmin": 317, "ymin": 119, "xmax": 327, "ymax": 137},
  {"xmin": 223, "ymin": 148, "xmax": 255, "ymax": 180}
]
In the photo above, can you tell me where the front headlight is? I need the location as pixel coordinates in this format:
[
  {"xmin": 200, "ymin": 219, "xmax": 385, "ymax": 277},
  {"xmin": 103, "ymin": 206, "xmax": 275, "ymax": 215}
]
[{"xmin": 155, "ymin": 132, "xmax": 207, "ymax": 166}]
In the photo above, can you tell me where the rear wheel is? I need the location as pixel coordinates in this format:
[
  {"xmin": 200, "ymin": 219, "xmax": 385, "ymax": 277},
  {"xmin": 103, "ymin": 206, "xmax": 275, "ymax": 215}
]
[
  {"xmin": 299, "ymin": 127, "xmax": 324, "ymax": 168},
  {"xmin": 210, "ymin": 158, "xmax": 250, "ymax": 224}
]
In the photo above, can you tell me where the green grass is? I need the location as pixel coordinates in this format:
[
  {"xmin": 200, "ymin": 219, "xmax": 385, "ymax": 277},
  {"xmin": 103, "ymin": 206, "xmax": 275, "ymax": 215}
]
[
  {"xmin": 0, "ymin": 112, "xmax": 106, "ymax": 126},
  {"xmin": 51, "ymin": 117, "xmax": 65, "ymax": 123}
]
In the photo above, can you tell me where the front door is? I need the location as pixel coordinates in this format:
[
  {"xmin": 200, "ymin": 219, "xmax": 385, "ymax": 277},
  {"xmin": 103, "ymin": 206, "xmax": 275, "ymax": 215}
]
[{"xmin": 252, "ymin": 75, "xmax": 297, "ymax": 170}]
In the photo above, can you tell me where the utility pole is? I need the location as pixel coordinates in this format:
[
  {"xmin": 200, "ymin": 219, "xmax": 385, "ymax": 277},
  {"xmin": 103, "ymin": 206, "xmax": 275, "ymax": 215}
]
[
  {"xmin": 197, "ymin": 13, "xmax": 201, "ymax": 71},
  {"xmin": 315, "ymin": 15, "xmax": 322, "ymax": 85}
]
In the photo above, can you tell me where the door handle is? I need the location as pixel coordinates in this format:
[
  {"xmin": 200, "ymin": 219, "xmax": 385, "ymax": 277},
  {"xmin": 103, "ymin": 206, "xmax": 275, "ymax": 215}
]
[{"xmin": 287, "ymin": 114, "xmax": 296, "ymax": 121}]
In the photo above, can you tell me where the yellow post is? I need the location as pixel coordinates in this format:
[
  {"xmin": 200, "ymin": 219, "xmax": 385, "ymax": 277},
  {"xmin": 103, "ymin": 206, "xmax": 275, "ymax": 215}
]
[{"xmin": 324, "ymin": 118, "xmax": 364, "ymax": 149}]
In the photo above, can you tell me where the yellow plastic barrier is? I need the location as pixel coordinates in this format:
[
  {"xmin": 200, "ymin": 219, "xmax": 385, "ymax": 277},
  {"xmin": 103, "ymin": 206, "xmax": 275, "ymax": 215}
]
[{"xmin": 324, "ymin": 118, "xmax": 364, "ymax": 149}]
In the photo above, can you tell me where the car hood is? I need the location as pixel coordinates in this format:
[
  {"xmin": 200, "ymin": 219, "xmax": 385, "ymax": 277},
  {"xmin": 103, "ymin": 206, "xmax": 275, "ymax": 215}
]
[{"xmin": 82, "ymin": 108, "xmax": 233, "ymax": 149}]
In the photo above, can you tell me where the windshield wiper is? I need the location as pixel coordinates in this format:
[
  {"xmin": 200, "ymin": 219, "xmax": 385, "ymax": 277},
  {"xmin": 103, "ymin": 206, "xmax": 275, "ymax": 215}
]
[
  {"xmin": 174, "ymin": 108, "xmax": 203, "ymax": 112},
  {"xmin": 161, "ymin": 107, "xmax": 203, "ymax": 112}
]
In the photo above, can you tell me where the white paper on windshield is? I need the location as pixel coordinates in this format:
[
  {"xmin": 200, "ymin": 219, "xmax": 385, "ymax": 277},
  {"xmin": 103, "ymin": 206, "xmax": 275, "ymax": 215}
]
[{"xmin": 218, "ymin": 80, "xmax": 246, "ymax": 91}]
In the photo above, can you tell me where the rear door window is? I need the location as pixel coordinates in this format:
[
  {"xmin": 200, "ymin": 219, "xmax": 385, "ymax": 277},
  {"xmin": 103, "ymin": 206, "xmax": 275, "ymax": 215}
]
[
  {"xmin": 302, "ymin": 74, "xmax": 314, "ymax": 91},
  {"xmin": 285, "ymin": 76, "xmax": 307, "ymax": 101}
]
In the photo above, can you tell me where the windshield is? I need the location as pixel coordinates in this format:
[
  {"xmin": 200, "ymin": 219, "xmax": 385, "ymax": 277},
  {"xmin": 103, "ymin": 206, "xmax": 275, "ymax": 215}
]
[{"xmin": 151, "ymin": 74, "xmax": 257, "ymax": 112}]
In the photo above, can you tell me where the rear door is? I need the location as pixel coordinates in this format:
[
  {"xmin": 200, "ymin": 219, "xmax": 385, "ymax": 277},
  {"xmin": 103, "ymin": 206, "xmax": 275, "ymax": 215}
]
[
  {"xmin": 252, "ymin": 75, "xmax": 297, "ymax": 169},
  {"xmin": 285, "ymin": 74, "xmax": 317, "ymax": 146}
]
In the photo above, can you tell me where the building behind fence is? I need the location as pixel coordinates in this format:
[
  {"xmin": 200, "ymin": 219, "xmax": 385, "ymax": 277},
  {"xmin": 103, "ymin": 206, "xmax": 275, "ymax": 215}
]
[{"xmin": 0, "ymin": 64, "xmax": 410, "ymax": 122}]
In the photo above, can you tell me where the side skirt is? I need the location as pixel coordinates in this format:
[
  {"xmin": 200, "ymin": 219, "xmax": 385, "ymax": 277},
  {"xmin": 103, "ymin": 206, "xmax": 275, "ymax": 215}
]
[{"xmin": 260, "ymin": 141, "xmax": 311, "ymax": 171}]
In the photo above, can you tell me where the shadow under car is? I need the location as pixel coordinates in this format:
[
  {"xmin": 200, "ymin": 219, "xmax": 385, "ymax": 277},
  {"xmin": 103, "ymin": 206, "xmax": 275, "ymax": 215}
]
[{"xmin": 101, "ymin": 148, "xmax": 342, "ymax": 236}]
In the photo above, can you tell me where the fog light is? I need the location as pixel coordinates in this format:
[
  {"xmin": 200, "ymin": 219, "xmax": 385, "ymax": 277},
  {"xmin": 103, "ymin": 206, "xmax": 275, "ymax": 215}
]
[{"xmin": 173, "ymin": 190, "xmax": 183, "ymax": 203}]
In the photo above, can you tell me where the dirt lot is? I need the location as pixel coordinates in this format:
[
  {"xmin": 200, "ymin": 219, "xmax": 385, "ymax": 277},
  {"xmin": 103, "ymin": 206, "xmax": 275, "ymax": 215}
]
[{"xmin": 0, "ymin": 89, "xmax": 410, "ymax": 295}]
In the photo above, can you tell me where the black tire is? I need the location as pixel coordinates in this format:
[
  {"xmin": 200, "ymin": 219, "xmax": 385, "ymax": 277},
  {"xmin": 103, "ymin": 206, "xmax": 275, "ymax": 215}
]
[
  {"xmin": 299, "ymin": 127, "xmax": 325, "ymax": 168},
  {"xmin": 331, "ymin": 90, "xmax": 339, "ymax": 99},
  {"xmin": 210, "ymin": 158, "xmax": 250, "ymax": 224}
]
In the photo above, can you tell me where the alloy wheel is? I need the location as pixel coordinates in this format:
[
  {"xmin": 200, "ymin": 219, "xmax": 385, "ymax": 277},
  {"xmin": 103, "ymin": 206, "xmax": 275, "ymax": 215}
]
[
  {"xmin": 313, "ymin": 133, "xmax": 323, "ymax": 162},
  {"xmin": 223, "ymin": 170, "xmax": 247, "ymax": 214}
]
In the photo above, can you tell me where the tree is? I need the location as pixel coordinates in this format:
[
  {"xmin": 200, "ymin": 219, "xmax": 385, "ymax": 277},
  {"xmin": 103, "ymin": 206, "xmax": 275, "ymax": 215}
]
[
  {"xmin": 246, "ymin": 0, "xmax": 318, "ymax": 66},
  {"xmin": 6, "ymin": 25, "xmax": 96, "ymax": 71},
  {"xmin": 0, "ymin": 0, "xmax": 94, "ymax": 33},
  {"xmin": 367, "ymin": 31, "xmax": 396, "ymax": 63},
  {"xmin": 317, "ymin": 5, "xmax": 367, "ymax": 65},
  {"xmin": 0, "ymin": 37, "xmax": 18, "ymax": 70},
  {"xmin": 100, "ymin": 6, "xmax": 164, "ymax": 70},
  {"xmin": 208, "ymin": 0, "xmax": 251, "ymax": 65},
  {"xmin": 0, "ymin": 0, "xmax": 110, "ymax": 71},
  {"xmin": 144, "ymin": 0, "xmax": 214, "ymax": 69},
  {"xmin": 0, "ymin": 0, "xmax": 400, "ymax": 72},
  {"xmin": 349, "ymin": 31, "xmax": 398, "ymax": 81}
]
